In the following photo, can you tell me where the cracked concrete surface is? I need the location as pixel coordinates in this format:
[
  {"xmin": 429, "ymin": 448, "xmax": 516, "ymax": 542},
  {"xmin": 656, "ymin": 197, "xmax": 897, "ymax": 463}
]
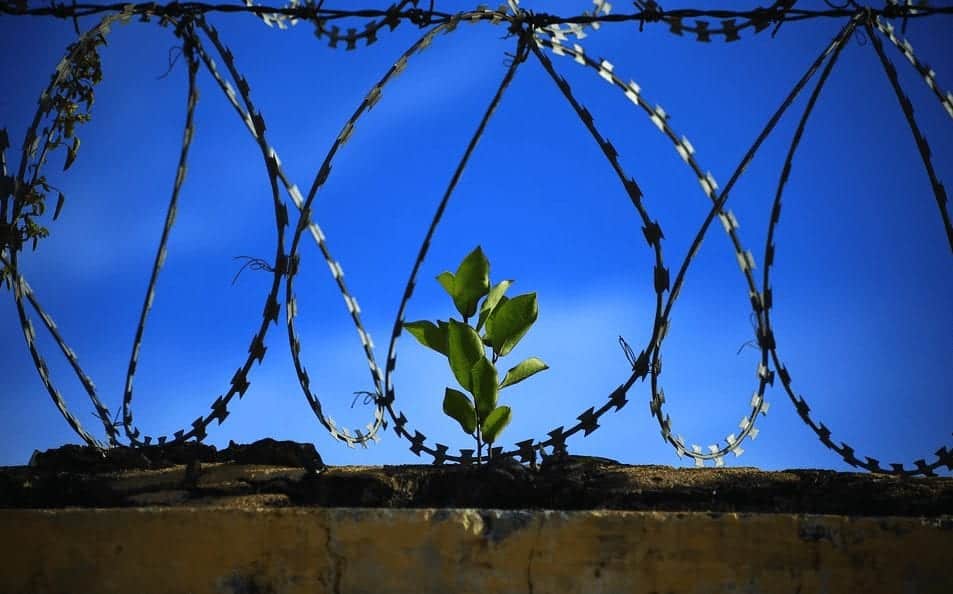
[{"xmin": 2, "ymin": 507, "xmax": 951, "ymax": 594}]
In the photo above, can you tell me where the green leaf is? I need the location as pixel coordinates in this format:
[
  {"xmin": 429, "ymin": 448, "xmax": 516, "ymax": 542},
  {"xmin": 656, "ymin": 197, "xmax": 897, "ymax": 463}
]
[
  {"xmin": 451, "ymin": 246, "xmax": 489, "ymax": 319},
  {"xmin": 481, "ymin": 406, "xmax": 511, "ymax": 444},
  {"xmin": 436, "ymin": 271, "xmax": 455, "ymax": 300},
  {"xmin": 53, "ymin": 191, "xmax": 66, "ymax": 221},
  {"xmin": 63, "ymin": 136, "xmax": 79, "ymax": 171},
  {"xmin": 482, "ymin": 295, "xmax": 508, "ymax": 346},
  {"xmin": 499, "ymin": 357, "xmax": 549, "ymax": 389},
  {"xmin": 443, "ymin": 388, "xmax": 477, "ymax": 435},
  {"xmin": 470, "ymin": 357, "xmax": 499, "ymax": 418},
  {"xmin": 484, "ymin": 292, "xmax": 538, "ymax": 357},
  {"xmin": 476, "ymin": 279, "xmax": 512, "ymax": 332},
  {"xmin": 403, "ymin": 320, "xmax": 448, "ymax": 356},
  {"xmin": 447, "ymin": 319, "xmax": 484, "ymax": 391}
]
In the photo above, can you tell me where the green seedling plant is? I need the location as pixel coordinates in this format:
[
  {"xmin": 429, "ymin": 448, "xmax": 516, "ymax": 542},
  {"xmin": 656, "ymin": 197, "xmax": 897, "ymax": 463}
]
[{"xmin": 404, "ymin": 246, "xmax": 548, "ymax": 463}]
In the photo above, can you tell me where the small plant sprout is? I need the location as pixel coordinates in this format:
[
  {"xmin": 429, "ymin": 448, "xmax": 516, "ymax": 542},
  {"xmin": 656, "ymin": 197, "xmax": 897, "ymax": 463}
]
[{"xmin": 404, "ymin": 246, "xmax": 548, "ymax": 463}]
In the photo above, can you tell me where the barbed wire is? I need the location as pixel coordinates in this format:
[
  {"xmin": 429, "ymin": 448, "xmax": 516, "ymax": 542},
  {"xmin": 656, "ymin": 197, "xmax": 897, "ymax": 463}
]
[
  {"xmin": 3, "ymin": 0, "xmax": 952, "ymax": 25},
  {"xmin": 1, "ymin": 1, "xmax": 950, "ymax": 474},
  {"xmin": 755, "ymin": 14, "xmax": 953, "ymax": 476}
]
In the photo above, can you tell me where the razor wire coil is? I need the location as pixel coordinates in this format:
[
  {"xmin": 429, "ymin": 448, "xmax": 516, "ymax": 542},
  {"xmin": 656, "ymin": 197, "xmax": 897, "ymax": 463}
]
[{"xmin": 0, "ymin": 0, "xmax": 950, "ymax": 474}]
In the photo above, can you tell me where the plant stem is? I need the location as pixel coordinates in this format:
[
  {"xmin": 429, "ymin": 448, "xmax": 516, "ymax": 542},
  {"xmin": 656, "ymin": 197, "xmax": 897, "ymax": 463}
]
[{"xmin": 476, "ymin": 424, "xmax": 483, "ymax": 465}]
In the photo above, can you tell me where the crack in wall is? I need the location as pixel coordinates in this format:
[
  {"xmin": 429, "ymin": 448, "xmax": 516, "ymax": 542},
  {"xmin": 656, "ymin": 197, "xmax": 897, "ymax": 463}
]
[
  {"xmin": 527, "ymin": 514, "xmax": 544, "ymax": 594},
  {"xmin": 325, "ymin": 518, "xmax": 346, "ymax": 594}
]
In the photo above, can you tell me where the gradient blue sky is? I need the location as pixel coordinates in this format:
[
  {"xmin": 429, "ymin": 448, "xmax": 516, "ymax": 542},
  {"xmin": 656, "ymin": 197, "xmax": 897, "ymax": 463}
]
[{"xmin": 1, "ymin": 1, "xmax": 950, "ymax": 471}]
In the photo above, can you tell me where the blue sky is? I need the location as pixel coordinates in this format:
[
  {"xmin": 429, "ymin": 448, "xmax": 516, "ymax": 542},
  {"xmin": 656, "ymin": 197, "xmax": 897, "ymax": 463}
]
[{"xmin": 1, "ymin": 1, "xmax": 950, "ymax": 472}]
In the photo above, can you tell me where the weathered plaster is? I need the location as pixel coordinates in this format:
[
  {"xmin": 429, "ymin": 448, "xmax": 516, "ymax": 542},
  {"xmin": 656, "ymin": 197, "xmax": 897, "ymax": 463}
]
[{"xmin": 1, "ymin": 508, "xmax": 950, "ymax": 594}]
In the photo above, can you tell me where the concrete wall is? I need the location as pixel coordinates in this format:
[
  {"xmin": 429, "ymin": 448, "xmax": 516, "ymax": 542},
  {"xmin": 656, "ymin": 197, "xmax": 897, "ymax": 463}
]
[{"xmin": 1, "ymin": 507, "xmax": 951, "ymax": 594}]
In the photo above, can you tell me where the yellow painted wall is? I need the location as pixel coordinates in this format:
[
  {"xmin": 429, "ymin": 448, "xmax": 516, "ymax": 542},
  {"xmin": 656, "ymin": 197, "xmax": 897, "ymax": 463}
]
[{"xmin": 1, "ymin": 508, "xmax": 950, "ymax": 593}]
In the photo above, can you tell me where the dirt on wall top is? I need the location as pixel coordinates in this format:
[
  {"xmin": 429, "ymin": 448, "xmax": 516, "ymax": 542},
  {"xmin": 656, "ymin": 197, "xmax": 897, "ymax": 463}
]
[{"xmin": 2, "ymin": 439, "xmax": 951, "ymax": 516}]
